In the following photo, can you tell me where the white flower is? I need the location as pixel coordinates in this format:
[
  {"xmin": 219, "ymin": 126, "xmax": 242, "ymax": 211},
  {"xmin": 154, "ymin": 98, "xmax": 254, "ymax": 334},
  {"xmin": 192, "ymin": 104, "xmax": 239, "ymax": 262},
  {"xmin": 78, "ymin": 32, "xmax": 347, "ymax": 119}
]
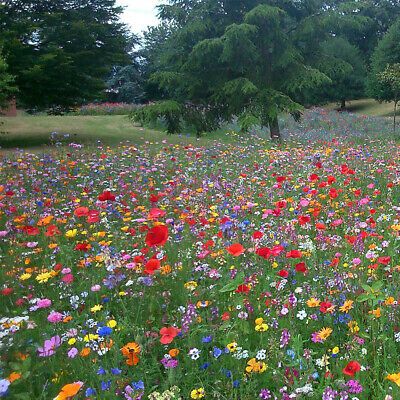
[
  {"xmin": 256, "ymin": 349, "xmax": 266, "ymax": 360},
  {"xmin": 188, "ymin": 348, "xmax": 201, "ymax": 360},
  {"xmin": 297, "ymin": 310, "xmax": 307, "ymax": 320}
]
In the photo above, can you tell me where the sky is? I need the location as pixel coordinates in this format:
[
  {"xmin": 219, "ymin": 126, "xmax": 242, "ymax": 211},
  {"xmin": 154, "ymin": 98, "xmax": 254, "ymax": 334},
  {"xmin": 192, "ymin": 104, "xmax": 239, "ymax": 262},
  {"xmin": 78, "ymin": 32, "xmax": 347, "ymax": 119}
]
[{"xmin": 117, "ymin": 0, "xmax": 161, "ymax": 34}]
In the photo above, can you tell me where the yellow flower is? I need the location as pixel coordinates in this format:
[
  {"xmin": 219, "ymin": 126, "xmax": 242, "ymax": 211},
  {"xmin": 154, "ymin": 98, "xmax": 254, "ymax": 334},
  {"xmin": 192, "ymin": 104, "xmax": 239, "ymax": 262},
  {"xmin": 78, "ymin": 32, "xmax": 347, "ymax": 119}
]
[
  {"xmin": 339, "ymin": 300, "xmax": 354, "ymax": 313},
  {"xmin": 65, "ymin": 229, "xmax": 78, "ymax": 238},
  {"xmin": 386, "ymin": 373, "xmax": 400, "ymax": 386},
  {"xmin": 190, "ymin": 387, "xmax": 205, "ymax": 399},
  {"xmin": 83, "ymin": 334, "xmax": 99, "ymax": 342},
  {"xmin": 184, "ymin": 281, "xmax": 198, "ymax": 291},
  {"xmin": 36, "ymin": 272, "xmax": 52, "ymax": 283},
  {"xmin": 348, "ymin": 320, "xmax": 359, "ymax": 334},
  {"xmin": 255, "ymin": 317, "xmax": 264, "ymax": 326},
  {"xmin": 226, "ymin": 342, "xmax": 237, "ymax": 352},
  {"xmin": 20, "ymin": 273, "xmax": 31, "ymax": 281},
  {"xmin": 68, "ymin": 338, "xmax": 76, "ymax": 345},
  {"xmin": 245, "ymin": 358, "xmax": 267, "ymax": 374},
  {"xmin": 317, "ymin": 327, "xmax": 333, "ymax": 341},
  {"xmin": 307, "ymin": 297, "xmax": 321, "ymax": 307},
  {"xmin": 331, "ymin": 346, "xmax": 339, "ymax": 355},
  {"xmin": 384, "ymin": 296, "xmax": 395, "ymax": 306},
  {"xmin": 90, "ymin": 304, "xmax": 103, "ymax": 313},
  {"xmin": 255, "ymin": 323, "xmax": 269, "ymax": 332},
  {"xmin": 107, "ymin": 320, "xmax": 117, "ymax": 328}
]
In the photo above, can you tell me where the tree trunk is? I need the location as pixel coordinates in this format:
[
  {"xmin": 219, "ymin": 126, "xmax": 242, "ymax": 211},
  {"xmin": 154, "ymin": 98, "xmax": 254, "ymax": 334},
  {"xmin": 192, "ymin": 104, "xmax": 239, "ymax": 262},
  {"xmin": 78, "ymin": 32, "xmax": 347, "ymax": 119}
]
[
  {"xmin": 340, "ymin": 99, "xmax": 346, "ymax": 110},
  {"xmin": 269, "ymin": 116, "xmax": 281, "ymax": 140}
]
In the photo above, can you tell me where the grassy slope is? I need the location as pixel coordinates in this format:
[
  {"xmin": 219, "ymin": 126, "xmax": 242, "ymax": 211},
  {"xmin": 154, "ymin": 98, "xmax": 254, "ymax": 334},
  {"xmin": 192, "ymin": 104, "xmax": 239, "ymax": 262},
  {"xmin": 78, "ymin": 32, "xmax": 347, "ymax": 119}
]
[
  {"xmin": 1, "ymin": 99, "xmax": 397, "ymax": 150},
  {"xmin": 326, "ymin": 98, "xmax": 398, "ymax": 117},
  {"xmin": 0, "ymin": 114, "xmax": 221, "ymax": 150}
]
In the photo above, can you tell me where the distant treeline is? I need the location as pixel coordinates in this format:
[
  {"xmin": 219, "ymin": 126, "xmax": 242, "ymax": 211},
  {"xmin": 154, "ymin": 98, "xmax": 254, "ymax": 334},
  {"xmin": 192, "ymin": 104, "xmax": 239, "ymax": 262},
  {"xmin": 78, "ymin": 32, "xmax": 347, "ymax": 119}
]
[{"xmin": 1, "ymin": 1, "xmax": 399, "ymax": 137}]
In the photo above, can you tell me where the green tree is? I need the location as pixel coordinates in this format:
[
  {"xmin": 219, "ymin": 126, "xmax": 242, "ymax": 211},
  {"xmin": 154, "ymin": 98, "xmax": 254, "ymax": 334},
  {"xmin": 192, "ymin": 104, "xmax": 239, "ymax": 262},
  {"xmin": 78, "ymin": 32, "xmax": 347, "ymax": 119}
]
[
  {"xmin": 0, "ymin": 48, "xmax": 16, "ymax": 109},
  {"xmin": 313, "ymin": 37, "xmax": 366, "ymax": 109},
  {"xmin": 0, "ymin": 0, "xmax": 133, "ymax": 110},
  {"xmin": 377, "ymin": 64, "xmax": 400, "ymax": 134},
  {"xmin": 369, "ymin": 19, "xmax": 400, "ymax": 105},
  {"xmin": 138, "ymin": 1, "xmax": 330, "ymax": 139}
]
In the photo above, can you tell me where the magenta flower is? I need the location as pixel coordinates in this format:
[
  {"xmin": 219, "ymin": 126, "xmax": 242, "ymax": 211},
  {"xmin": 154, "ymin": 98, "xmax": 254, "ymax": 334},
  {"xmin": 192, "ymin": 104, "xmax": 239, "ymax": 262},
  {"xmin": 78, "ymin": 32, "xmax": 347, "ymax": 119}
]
[{"xmin": 47, "ymin": 311, "xmax": 63, "ymax": 323}]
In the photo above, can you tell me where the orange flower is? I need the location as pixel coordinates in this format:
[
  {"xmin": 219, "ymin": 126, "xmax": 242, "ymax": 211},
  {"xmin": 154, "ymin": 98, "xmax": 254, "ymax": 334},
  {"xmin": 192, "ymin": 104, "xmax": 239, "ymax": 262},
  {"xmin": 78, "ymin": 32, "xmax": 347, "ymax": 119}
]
[
  {"xmin": 169, "ymin": 348, "xmax": 180, "ymax": 357},
  {"xmin": 80, "ymin": 348, "xmax": 91, "ymax": 357},
  {"xmin": 226, "ymin": 243, "xmax": 245, "ymax": 256},
  {"xmin": 8, "ymin": 372, "xmax": 21, "ymax": 383},
  {"xmin": 54, "ymin": 381, "xmax": 83, "ymax": 400},
  {"xmin": 37, "ymin": 215, "xmax": 54, "ymax": 226},
  {"xmin": 121, "ymin": 342, "xmax": 141, "ymax": 366}
]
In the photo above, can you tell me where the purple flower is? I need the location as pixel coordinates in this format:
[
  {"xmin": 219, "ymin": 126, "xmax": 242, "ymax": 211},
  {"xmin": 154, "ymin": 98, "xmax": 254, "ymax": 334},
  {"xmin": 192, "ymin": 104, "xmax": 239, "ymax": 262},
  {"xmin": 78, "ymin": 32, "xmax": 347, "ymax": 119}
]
[
  {"xmin": 347, "ymin": 380, "xmax": 363, "ymax": 394},
  {"xmin": 259, "ymin": 388, "xmax": 272, "ymax": 399},
  {"xmin": 161, "ymin": 357, "xmax": 179, "ymax": 369},
  {"xmin": 67, "ymin": 347, "xmax": 78, "ymax": 358},
  {"xmin": 38, "ymin": 335, "xmax": 61, "ymax": 357}
]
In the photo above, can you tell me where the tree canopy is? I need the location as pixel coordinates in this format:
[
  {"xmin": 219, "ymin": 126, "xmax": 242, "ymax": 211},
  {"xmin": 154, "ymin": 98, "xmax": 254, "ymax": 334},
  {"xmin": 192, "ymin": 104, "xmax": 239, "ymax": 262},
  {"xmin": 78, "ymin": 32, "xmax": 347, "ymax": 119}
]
[{"xmin": 0, "ymin": 0, "xmax": 133, "ymax": 109}]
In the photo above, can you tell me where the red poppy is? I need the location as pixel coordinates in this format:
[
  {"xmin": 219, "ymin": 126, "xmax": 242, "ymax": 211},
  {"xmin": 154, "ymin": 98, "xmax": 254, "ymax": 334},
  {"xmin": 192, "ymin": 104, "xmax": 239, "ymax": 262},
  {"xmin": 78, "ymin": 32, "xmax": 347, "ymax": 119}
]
[
  {"xmin": 145, "ymin": 225, "xmax": 169, "ymax": 247},
  {"xmin": 252, "ymin": 231, "xmax": 263, "ymax": 239},
  {"xmin": 256, "ymin": 247, "xmax": 271, "ymax": 259},
  {"xmin": 87, "ymin": 210, "xmax": 100, "ymax": 223},
  {"xmin": 74, "ymin": 207, "xmax": 89, "ymax": 217},
  {"xmin": 1, "ymin": 287, "xmax": 13, "ymax": 296},
  {"xmin": 226, "ymin": 243, "xmax": 245, "ymax": 256},
  {"xmin": 144, "ymin": 259, "xmax": 161, "ymax": 275},
  {"xmin": 329, "ymin": 188, "xmax": 338, "ymax": 199},
  {"xmin": 221, "ymin": 312, "xmax": 230, "ymax": 321},
  {"xmin": 98, "ymin": 191, "xmax": 116, "ymax": 202},
  {"xmin": 160, "ymin": 327, "xmax": 180, "ymax": 344},
  {"xmin": 149, "ymin": 193, "xmax": 159, "ymax": 203},
  {"xmin": 377, "ymin": 256, "xmax": 391, "ymax": 265},
  {"xmin": 286, "ymin": 250, "xmax": 302, "ymax": 258},
  {"xmin": 343, "ymin": 361, "xmax": 361, "ymax": 377},
  {"xmin": 45, "ymin": 225, "xmax": 61, "ymax": 237},
  {"xmin": 75, "ymin": 243, "xmax": 91, "ymax": 252},
  {"xmin": 24, "ymin": 226, "xmax": 40, "ymax": 236},
  {"xmin": 235, "ymin": 284, "xmax": 250, "ymax": 294},
  {"xmin": 278, "ymin": 269, "xmax": 289, "ymax": 278},
  {"xmin": 148, "ymin": 208, "xmax": 166, "ymax": 219},
  {"xmin": 295, "ymin": 262, "xmax": 308, "ymax": 274},
  {"xmin": 298, "ymin": 215, "xmax": 311, "ymax": 225},
  {"xmin": 320, "ymin": 301, "xmax": 333, "ymax": 313}
]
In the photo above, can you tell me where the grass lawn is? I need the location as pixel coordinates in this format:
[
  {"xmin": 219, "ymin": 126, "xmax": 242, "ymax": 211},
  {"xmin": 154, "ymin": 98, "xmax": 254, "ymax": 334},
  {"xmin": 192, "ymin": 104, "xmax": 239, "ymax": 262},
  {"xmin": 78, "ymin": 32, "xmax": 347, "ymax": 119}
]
[
  {"xmin": 326, "ymin": 98, "xmax": 398, "ymax": 117},
  {"xmin": 0, "ymin": 113, "xmax": 220, "ymax": 150},
  {"xmin": 1, "ymin": 100, "xmax": 398, "ymax": 151}
]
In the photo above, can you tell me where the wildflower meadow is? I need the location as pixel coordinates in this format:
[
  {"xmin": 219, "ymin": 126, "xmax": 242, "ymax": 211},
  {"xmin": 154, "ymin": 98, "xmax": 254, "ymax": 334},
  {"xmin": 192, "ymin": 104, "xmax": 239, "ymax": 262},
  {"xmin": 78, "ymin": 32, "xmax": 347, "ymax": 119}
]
[{"xmin": 0, "ymin": 111, "xmax": 399, "ymax": 400}]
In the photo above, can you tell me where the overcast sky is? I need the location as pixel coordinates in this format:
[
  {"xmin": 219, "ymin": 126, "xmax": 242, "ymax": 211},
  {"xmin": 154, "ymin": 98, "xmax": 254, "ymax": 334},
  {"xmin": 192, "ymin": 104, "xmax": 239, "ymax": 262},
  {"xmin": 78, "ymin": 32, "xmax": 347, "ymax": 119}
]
[{"xmin": 117, "ymin": 0, "xmax": 161, "ymax": 34}]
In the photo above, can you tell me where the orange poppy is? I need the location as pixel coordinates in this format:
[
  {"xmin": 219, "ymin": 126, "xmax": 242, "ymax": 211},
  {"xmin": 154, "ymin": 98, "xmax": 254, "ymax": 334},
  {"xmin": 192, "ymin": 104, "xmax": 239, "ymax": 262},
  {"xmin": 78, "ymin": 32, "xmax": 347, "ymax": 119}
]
[{"xmin": 54, "ymin": 381, "xmax": 83, "ymax": 400}]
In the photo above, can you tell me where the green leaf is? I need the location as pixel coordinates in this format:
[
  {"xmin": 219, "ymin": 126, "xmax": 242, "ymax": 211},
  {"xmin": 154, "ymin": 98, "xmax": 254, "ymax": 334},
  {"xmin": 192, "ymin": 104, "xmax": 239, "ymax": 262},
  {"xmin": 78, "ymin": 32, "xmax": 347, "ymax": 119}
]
[{"xmin": 219, "ymin": 272, "xmax": 245, "ymax": 293}]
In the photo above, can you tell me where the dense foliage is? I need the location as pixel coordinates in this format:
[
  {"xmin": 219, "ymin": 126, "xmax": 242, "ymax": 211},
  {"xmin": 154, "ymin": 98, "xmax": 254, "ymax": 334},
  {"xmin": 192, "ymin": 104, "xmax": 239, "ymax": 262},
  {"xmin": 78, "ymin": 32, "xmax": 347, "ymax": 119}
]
[
  {"xmin": 0, "ymin": 0, "xmax": 133, "ymax": 110},
  {"xmin": 0, "ymin": 48, "xmax": 16, "ymax": 108},
  {"xmin": 134, "ymin": 0, "xmax": 400, "ymax": 137}
]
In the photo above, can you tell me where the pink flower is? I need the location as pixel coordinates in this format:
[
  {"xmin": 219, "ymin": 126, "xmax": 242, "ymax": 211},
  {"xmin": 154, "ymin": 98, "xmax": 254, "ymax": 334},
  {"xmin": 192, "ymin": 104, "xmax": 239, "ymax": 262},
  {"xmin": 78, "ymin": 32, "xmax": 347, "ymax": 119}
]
[
  {"xmin": 37, "ymin": 299, "xmax": 52, "ymax": 309},
  {"xmin": 38, "ymin": 335, "xmax": 61, "ymax": 357},
  {"xmin": 47, "ymin": 311, "xmax": 63, "ymax": 323},
  {"xmin": 61, "ymin": 268, "xmax": 71, "ymax": 274},
  {"xmin": 91, "ymin": 285, "xmax": 101, "ymax": 292},
  {"xmin": 61, "ymin": 274, "xmax": 74, "ymax": 284}
]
